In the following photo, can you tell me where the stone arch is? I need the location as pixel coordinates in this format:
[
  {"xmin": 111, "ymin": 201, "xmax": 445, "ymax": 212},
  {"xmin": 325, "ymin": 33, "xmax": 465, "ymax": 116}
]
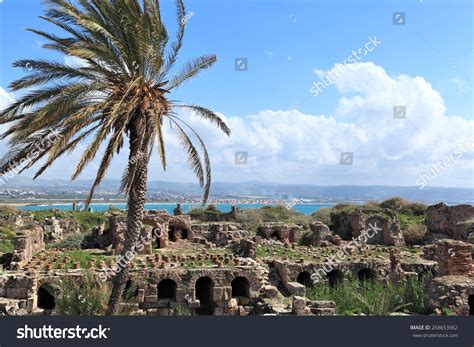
[
  {"xmin": 158, "ymin": 279, "xmax": 177, "ymax": 300},
  {"xmin": 469, "ymin": 295, "xmax": 474, "ymax": 316},
  {"xmin": 152, "ymin": 228, "xmax": 162, "ymax": 248},
  {"xmin": 327, "ymin": 269, "xmax": 344, "ymax": 287},
  {"xmin": 195, "ymin": 276, "xmax": 214, "ymax": 315},
  {"xmin": 37, "ymin": 283, "xmax": 56, "ymax": 310},
  {"xmin": 231, "ymin": 276, "xmax": 250, "ymax": 298},
  {"xmin": 168, "ymin": 216, "xmax": 193, "ymax": 242},
  {"xmin": 358, "ymin": 268, "xmax": 377, "ymax": 282},
  {"xmin": 296, "ymin": 271, "xmax": 313, "ymax": 288},
  {"xmin": 270, "ymin": 231, "xmax": 280, "ymax": 240}
]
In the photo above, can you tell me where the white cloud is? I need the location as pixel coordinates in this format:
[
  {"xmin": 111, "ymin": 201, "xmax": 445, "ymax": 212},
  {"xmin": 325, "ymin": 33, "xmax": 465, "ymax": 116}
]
[
  {"xmin": 0, "ymin": 87, "xmax": 15, "ymax": 111},
  {"xmin": 0, "ymin": 62, "xmax": 472, "ymax": 188},
  {"xmin": 64, "ymin": 55, "xmax": 88, "ymax": 67}
]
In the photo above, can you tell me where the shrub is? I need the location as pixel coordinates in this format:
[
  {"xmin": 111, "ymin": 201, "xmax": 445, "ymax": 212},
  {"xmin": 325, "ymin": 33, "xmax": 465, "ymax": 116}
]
[
  {"xmin": 380, "ymin": 197, "xmax": 427, "ymax": 216},
  {"xmin": 188, "ymin": 205, "xmax": 227, "ymax": 222},
  {"xmin": 236, "ymin": 205, "xmax": 310, "ymax": 231},
  {"xmin": 175, "ymin": 304, "xmax": 193, "ymax": 316},
  {"xmin": 55, "ymin": 273, "xmax": 110, "ymax": 315},
  {"xmin": 311, "ymin": 207, "xmax": 332, "ymax": 225},
  {"xmin": 298, "ymin": 230, "xmax": 313, "ymax": 246},
  {"xmin": 0, "ymin": 226, "xmax": 16, "ymax": 254},
  {"xmin": 306, "ymin": 276, "xmax": 427, "ymax": 315},
  {"xmin": 403, "ymin": 224, "xmax": 427, "ymax": 245},
  {"xmin": 52, "ymin": 233, "xmax": 85, "ymax": 250}
]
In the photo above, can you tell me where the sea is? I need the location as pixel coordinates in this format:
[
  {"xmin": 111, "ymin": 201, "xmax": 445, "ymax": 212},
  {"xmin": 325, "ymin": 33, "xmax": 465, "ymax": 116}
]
[{"xmin": 17, "ymin": 202, "xmax": 335, "ymax": 215}]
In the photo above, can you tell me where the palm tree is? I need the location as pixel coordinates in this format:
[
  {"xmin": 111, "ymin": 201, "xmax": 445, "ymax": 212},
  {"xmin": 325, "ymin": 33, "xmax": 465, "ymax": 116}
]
[{"xmin": 0, "ymin": 0, "xmax": 230, "ymax": 315}]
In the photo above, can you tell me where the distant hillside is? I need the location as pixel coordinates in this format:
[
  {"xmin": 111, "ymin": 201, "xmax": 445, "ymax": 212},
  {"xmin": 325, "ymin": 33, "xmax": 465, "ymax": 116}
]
[{"xmin": 1, "ymin": 177, "xmax": 472, "ymax": 205}]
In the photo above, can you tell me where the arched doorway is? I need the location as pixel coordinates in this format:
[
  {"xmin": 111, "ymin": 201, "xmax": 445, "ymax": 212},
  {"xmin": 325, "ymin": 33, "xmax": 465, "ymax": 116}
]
[
  {"xmin": 152, "ymin": 228, "xmax": 162, "ymax": 248},
  {"xmin": 296, "ymin": 271, "xmax": 313, "ymax": 288},
  {"xmin": 168, "ymin": 227, "xmax": 176, "ymax": 242},
  {"xmin": 181, "ymin": 228, "xmax": 188, "ymax": 240},
  {"xmin": 195, "ymin": 277, "xmax": 214, "ymax": 315},
  {"xmin": 358, "ymin": 268, "xmax": 377, "ymax": 282},
  {"xmin": 327, "ymin": 269, "xmax": 344, "ymax": 287},
  {"xmin": 270, "ymin": 231, "xmax": 280, "ymax": 240},
  {"xmin": 231, "ymin": 277, "xmax": 250, "ymax": 298},
  {"xmin": 37, "ymin": 284, "xmax": 55, "ymax": 310},
  {"xmin": 469, "ymin": 295, "xmax": 474, "ymax": 315},
  {"xmin": 158, "ymin": 279, "xmax": 177, "ymax": 300}
]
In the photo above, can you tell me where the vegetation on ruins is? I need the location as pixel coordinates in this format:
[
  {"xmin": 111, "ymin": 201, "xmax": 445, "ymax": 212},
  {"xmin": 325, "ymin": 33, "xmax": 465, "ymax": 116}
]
[
  {"xmin": 54, "ymin": 272, "xmax": 111, "ymax": 315},
  {"xmin": 49, "ymin": 233, "xmax": 86, "ymax": 250},
  {"xmin": 189, "ymin": 204, "xmax": 311, "ymax": 230},
  {"xmin": 32, "ymin": 210, "xmax": 109, "ymax": 233},
  {"xmin": 306, "ymin": 275, "xmax": 429, "ymax": 315},
  {"xmin": 0, "ymin": 226, "xmax": 15, "ymax": 254},
  {"xmin": 0, "ymin": 0, "xmax": 230, "ymax": 314}
]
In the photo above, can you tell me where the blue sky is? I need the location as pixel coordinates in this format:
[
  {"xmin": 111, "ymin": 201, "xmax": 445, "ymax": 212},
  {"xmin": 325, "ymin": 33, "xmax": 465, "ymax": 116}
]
[{"xmin": 0, "ymin": 0, "xmax": 472, "ymax": 188}]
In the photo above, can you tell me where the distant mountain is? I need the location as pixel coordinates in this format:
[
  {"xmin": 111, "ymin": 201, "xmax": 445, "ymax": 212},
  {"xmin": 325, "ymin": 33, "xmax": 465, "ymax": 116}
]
[{"xmin": 1, "ymin": 177, "xmax": 473, "ymax": 204}]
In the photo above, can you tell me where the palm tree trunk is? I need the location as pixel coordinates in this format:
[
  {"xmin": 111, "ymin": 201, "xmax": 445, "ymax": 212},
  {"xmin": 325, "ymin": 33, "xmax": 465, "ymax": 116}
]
[{"xmin": 106, "ymin": 127, "xmax": 148, "ymax": 315}]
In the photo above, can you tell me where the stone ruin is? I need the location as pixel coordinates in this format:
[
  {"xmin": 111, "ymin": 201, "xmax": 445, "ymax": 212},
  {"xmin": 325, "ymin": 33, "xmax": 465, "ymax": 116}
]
[
  {"xmin": 0, "ymin": 202, "xmax": 473, "ymax": 316},
  {"xmin": 425, "ymin": 203, "xmax": 474, "ymax": 240},
  {"xmin": 330, "ymin": 208, "xmax": 405, "ymax": 246},
  {"xmin": 257, "ymin": 223, "xmax": 302, "ymax": 244},
  {"xmin": 10, "ymin": 227, "xmax": 44, "ymax": 270},
  {"xmin": 425, "ymin": 240, "xmax": 473, "ymax": 315},
  {"xmin": 87, "ymin": 211, "xmax": 194, "ymax": 255}
]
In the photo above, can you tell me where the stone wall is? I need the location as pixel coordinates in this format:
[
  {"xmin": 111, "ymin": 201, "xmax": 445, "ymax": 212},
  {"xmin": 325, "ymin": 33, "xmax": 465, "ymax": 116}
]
[
  {"xmin": 307, "ymin": 221, "xmax": 333, "ymax": 246},
  {"xmin": 425, "ymin": 276, "xmax": 474, "ymax": 315},
  {"xmin": 106, "ymin": 211, "xmax": 193, "ymax": 254},
  {"xmin": 10, "ymin": 228, "xmax": 45, "ymax": 270},
  {"xmin": 435, "ymin": 240, "xmax": 472, "ymax": 276},
  {"xmin": 425, "ymin": 203, "xmax": 474, "ymax": 240},
  {"xmin": 134, "ymin": 267, "xmax": 265, "ymax": 316},
  {"xmin": 257, "ymin": 223, "xmax": 302, "ymax": 244},
  {"xmin": 330, "ymin": 208, "xmax": 405, "ymax": 246}
]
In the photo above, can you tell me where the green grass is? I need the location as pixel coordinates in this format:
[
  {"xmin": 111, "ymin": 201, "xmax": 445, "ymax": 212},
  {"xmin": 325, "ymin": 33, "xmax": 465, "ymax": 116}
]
[
  {"xmin": 397, "ymin": 213, "xmax": 425, "ymax": 231},
  {"xmin": 306, "ymin": 276, "xmax": 430, "ymax": 315},
  {"xmin": 32, "ymin": 210, "xmax": 109, "ymax": 232},
  {"xmin": 54, "ymin": 272, "xmax": 111, "ymax": 315},
  {"xmin": 48, "ymin": 250, "xmax": 111, "ymax": 269},
  {"xmin": 0, "ymin": 226, "xmax": 15, "ymax": 255},
  {"xmin": 256, "ymin": 244, "xmax": 301, "ymax": 259}
]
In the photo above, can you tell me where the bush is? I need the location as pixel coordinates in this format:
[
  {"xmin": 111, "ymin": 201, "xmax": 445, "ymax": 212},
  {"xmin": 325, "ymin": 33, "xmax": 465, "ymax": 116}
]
[
  {"xmin": 306, "ymin": 276, "xmax": 428, "ymax": 315},
  {"xmin": 236, "ymin": 205, "xmax": 310, "ymax": 231},
  {"xmin": 311, "ymin": 207, "xmax": 332, "ymax": 225},
  {"xmin": 175, "ymin": 304, "xmax": 193, "ymax": 316},
  {"xmin": 380, "ymin": 197, "xmax": 427, "ymax": 216},
  {"xmin": 55, "ymin": 272, "xmax": 110, "ymax": 315},
  {"xmin": 52, "ymin": 233, "xmax": 85, "ymax": 250},
  {"xmin": 188, "ymin": 205, "xmax": 227, "ymax": 222},
  {"xmin": 0, "ymin": 226, "xmax": 16, "ymax": 254},
  {"xmin": 403, "ymin": 224, "xmax": 427, "ymax": 245},
  {"xmin": 298, "ymin": 230, "xmax": 313, "ymax": 246}
]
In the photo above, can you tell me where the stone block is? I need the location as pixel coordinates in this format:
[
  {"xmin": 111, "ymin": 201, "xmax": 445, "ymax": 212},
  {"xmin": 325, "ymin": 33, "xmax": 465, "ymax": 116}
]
[
  {"xmin": 144, "ymin": 295, "xmax": 157, "ymax": 303},
  {"xmin": 213, "ymin": 287, "xmax": 224, "ymax": 301},
  {"xmin": 263, "ymin": 285, "xmax": 278, "ymax": 298},
  {"xmin": 286, "ymin": 282, "xmax": 305, "ymax": 296}
]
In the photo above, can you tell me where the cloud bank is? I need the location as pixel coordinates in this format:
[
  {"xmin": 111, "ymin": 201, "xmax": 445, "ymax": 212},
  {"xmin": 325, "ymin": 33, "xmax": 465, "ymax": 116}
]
[{"xmin": 0, "ymin": 62, "xmax": 472, "ymax": 188}]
